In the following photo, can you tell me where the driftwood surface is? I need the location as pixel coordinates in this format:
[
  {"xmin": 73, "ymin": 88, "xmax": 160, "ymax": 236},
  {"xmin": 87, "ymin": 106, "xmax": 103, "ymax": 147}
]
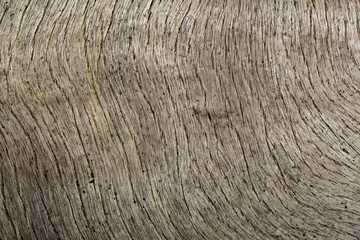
[{"xmin": 1, "ymin": 0, "xmax": 360, "ymax": 239}]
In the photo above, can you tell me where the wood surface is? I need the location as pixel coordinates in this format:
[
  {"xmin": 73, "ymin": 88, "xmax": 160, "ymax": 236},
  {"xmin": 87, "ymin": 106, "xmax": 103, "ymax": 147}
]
[{"xmin": 1, "ymin": 0, "xmax": 360, "ymax": 239}]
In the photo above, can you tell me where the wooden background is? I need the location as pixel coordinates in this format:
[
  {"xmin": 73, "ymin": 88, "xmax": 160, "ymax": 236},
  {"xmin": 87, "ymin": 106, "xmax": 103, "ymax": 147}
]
[{"xmin": 1, "ymin": 0, "xmax": 360, "ymax": 239}]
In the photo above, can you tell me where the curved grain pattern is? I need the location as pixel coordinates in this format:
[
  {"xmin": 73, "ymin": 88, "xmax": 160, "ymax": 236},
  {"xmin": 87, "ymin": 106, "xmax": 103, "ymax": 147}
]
[{"xmin": 1, "ymin": 0, "xmax": 360, "ymax": 239}]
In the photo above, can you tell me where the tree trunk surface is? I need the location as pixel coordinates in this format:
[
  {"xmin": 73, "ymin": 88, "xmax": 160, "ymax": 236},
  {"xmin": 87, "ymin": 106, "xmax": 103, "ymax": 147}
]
[{"xmin": 1, "ymin": 0, "xmax": 360, "ymax": 239}]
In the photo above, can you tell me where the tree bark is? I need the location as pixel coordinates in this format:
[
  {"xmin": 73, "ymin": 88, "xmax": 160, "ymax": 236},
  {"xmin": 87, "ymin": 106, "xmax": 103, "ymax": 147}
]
[{"xmin": 1, "ymin": 0, "xmax": 360, "ymax": 239}]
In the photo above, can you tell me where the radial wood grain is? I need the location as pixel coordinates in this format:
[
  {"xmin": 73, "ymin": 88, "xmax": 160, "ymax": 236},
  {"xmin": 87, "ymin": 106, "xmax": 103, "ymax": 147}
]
[{"xmin": 1, "ymin": 0, "xmax": 360, "ymax": 239}]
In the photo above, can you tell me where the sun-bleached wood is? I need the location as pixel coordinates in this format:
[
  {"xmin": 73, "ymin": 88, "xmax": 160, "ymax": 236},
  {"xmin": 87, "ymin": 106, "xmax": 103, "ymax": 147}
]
[{"xmin": 1, "ymin": 0, "xmax": 360, "ymax": 239}]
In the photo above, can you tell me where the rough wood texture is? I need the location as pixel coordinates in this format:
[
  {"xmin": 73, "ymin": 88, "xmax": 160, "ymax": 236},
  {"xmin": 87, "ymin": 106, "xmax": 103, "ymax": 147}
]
[{"xmin": 1, "ymin": 0, "xmax": 360, "ymax": 239}]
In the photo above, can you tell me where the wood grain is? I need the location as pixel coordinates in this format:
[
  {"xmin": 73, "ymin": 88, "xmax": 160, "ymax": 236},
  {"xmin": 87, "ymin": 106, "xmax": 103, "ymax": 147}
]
[{"xmin": 1, "ymin": 0, "xmax": 360, "ymax": 239}]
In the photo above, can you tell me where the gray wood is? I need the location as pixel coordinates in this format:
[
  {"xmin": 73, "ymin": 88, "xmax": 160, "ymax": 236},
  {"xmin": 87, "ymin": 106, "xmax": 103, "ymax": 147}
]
[{"xmin": 1, "ymin": 0, "xmax": 360, "ymax": 239}]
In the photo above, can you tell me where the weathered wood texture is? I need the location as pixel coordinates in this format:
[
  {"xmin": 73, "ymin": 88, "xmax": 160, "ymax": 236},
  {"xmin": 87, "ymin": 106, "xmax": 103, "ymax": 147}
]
[{"xmin": 1, "ymin": 0, "xmax": 360, "ymax": 239}]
